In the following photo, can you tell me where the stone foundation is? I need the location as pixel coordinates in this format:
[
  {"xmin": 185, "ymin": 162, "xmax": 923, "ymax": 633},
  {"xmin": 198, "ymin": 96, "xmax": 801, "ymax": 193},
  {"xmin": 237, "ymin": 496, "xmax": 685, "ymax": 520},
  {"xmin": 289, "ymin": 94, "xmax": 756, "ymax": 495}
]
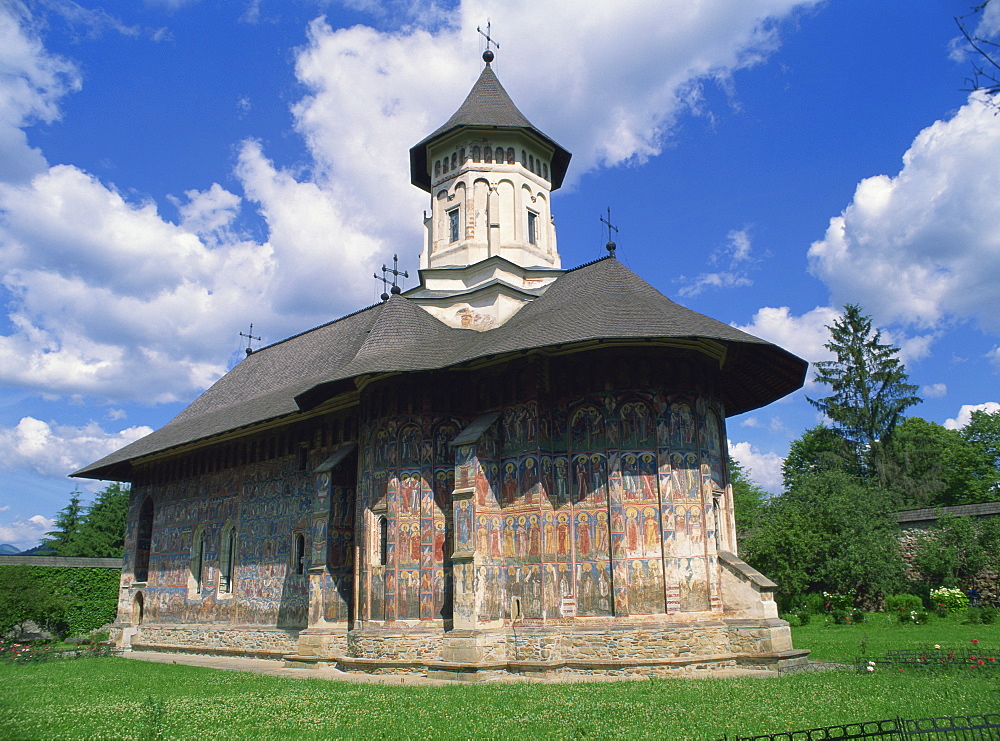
[
  {"xmin": 281, "ymin": 617, "xmax": 808, "ymax": 679},
  {"xmin": 126, "ymin": 624, "xmax": 300, "ymax": 659}
]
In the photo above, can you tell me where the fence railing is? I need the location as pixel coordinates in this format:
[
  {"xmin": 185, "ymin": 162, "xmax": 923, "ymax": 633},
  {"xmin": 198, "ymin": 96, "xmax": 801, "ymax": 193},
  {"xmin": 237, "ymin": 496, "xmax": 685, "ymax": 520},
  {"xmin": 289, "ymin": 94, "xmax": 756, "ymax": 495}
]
[{"xmin": 718, "ymin": 714, "xmax": 1000, "ymax": 740}]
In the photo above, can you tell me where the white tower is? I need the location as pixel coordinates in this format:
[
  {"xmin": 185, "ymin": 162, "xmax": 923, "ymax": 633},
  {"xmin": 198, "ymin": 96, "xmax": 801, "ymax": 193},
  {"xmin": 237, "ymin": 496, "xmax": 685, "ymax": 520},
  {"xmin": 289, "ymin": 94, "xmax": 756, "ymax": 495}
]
[{"xmin": 405, "ymin": 51, "xmax": 572, "ymax": 330}]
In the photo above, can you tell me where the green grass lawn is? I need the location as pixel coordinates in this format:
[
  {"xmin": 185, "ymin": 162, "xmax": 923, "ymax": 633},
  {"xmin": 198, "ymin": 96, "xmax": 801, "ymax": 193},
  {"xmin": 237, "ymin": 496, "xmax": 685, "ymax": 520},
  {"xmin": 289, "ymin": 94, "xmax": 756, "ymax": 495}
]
[{"xmin": 0, "ymin": 617, "xmax": 997, "ymax": 740}]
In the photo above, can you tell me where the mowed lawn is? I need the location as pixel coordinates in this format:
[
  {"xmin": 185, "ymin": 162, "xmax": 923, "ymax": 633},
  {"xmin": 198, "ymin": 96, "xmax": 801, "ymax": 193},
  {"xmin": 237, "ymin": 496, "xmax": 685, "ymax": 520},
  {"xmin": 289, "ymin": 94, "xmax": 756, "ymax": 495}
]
[{"xmin": 1, "ymin": 619, "xmax": 997, "ymax": 740}]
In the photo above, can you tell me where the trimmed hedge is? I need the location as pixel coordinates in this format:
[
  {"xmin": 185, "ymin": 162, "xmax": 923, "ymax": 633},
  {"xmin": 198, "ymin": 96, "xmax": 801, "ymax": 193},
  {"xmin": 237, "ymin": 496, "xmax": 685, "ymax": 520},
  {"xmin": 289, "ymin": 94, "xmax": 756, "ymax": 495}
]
[{"xmin": 0, "ymin": 565, "xmax": 119, "ymax": 637}]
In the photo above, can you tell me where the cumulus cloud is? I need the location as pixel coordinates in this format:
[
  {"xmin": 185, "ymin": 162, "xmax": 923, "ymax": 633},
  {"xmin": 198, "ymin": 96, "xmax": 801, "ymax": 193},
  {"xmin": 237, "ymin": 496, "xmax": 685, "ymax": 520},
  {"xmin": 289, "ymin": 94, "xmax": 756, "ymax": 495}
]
[
  {"xmin": 734, "ymin": 305, "xmax": 839, "ymax": 370},
  {"xmin": 0, "ymin": 514, "xmax": 54, "ymax": 551},
  {"xmin": 0, "ymin": 417, "xmax": 152, "ymax": 476},
  {"xmin": 808, "ymin": 94, "xmax": 1000, "ymax": 333},
  {"xmin": 0, "ymin": 0, "xmax": 823, "ymax": 411},
  {"xmin": 944, "ymin": 402, "xmax": 1000, "ymax": 430},
  {"xmin": 728, "ymin": 439, "xmax": 784, "ymax": 494}
]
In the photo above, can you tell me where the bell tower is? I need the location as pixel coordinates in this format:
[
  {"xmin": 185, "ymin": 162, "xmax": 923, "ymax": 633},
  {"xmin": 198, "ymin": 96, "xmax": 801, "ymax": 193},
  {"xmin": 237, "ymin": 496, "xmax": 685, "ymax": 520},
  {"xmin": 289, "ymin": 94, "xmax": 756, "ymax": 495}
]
[{"xmin": 405, "ymin": 50, "xmax": 572, "ymax": 330}]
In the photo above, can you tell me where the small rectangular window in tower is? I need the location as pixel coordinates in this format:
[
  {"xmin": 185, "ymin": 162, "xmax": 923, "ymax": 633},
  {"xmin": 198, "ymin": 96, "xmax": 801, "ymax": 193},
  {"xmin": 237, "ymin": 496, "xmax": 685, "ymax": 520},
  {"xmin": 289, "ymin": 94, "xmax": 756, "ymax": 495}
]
[
  {"xmin": 527, "ymin": 210, "xmax": 538, "ymax": 245},
  {"xmin": 448, "ymin": 208, "xmax": 460, "ymax": 243}
]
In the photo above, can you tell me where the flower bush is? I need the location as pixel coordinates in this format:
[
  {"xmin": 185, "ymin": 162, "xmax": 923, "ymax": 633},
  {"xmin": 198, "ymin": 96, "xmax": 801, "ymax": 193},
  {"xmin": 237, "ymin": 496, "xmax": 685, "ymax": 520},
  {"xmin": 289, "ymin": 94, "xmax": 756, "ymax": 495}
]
[
  {"xmin": 1, "ymin": 639, "xmax": 117, "ymax": 664},
  {"xmin": 931, "ymin": 587, "xmax": 970, "ymax": 612}
]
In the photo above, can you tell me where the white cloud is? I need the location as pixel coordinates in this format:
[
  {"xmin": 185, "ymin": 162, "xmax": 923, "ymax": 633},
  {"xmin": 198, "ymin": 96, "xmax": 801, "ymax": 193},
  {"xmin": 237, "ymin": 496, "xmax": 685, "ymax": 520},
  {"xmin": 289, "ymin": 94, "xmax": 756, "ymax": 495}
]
[
  {"xmin": 922, "ymin": 383, "xmax": 947, "ymax": 399},
  {"xmin": 0, "ymin": 417, "xmax": 152, "ymax": 476},
  {"xmin": 808, "ymin": 94, "xmax": 1000, "ymax": 333},
  {"xmin": 0, "ymin": 5, "xmax": 80, "ymax": 183},
  {"xmin": 678, "ymin": 228, "xmax": 755, "ymax": 297},
  {"xmin": 0, "ymin": 0, "xmax": 823, "ymax": 409},
  {"xmin": 943, "ymin": 402, "xmax": 1000, "ymax": 430},
  {"xmin": 734, "ymin": 305, "xmax": 839, "ymax": 368},
  {"xmin": 740, "ymin": 416, "xmax": 760, "ymax": 428},
  {"xmin": 988, "ymin": 346, "xmax": 1000, "ymax": 371},
  {"xmin": 0, "ymin": 514, "xmax": 54, "ymax": 551},
  {"xmin": 728, "ymin": 439, "xmax": 784, "ymax": 494}
]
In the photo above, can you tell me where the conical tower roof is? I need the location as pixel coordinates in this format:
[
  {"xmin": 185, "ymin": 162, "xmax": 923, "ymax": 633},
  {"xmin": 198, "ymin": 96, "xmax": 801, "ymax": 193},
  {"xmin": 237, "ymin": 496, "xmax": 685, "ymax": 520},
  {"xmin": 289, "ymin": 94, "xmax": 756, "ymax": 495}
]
[{"xmin": 409, "ymin": 62, "xmax": 571, "ymax": 192}]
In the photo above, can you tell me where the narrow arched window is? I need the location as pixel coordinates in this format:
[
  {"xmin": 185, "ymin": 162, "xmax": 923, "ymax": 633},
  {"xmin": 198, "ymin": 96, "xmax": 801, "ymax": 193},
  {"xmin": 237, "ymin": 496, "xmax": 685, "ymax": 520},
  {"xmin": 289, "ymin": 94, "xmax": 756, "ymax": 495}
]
[
  {"xmin": 188, "ymin": 526, "xmax": 206, "ymax": 597},
  {"xmin": 484, "ymin": 146, "xmax": 492, "ymax": 164},
  {"xmin": 472, "ymin": 146, "xmax": 481, "ymax": 163},
  {"xmin": 495, "ymin": 147, "xmax": 504, "ymax": 163},
  {"xmin": 219, "ymin": 524, "xmax": 237, "ymax": 594},
  {"xmin": 543, "ymin": 162, "xmax": 548, "ymax": 180},
  {"xmin": 521, "ymin": 149, "xmax": 527, "ymax": 165},
  {"xmin": 434, "ymin": 160, "xmax": 441, "ymax": 177},
  {"xmin": 442, "ymin": 157, "xmax": 449, "ymax": 174},
  {"xmin": 294, "ymin": 533, "xmax": 306, "ymax": 575},
  {"xmin": 134, "ymin": 496, "xmax": 154, "ymax": 583},
  {"xmin": 459, "ymin": 147, "xmax": 466, "ymax": 164},
  {"xmin": 451, "ymin": 152, "xmax": 458, "ymax": 170},
  {"xmin": 506, "ymin": 147, "xmax": 515, "ymax": 164},
  {"xmin": 378, "ymin": 517, "xmax": 388, "ymax": 566},
  {"xmin": 529, "ymin": 154, "xmax": 534, "ymax": 172}
]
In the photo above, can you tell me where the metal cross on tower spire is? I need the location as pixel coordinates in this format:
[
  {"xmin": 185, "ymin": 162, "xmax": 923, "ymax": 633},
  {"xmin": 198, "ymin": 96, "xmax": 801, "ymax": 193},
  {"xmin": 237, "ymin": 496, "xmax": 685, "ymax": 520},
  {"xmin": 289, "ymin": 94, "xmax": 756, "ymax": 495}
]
[
  {"xmin": 477, "ymin": 21, "xmax": 500, "ymax": 63},
  {"xmin": 600, "ymin": 207, "xmax": 618, "ymax": 257},
  {"xmin": 240, "ymin": 323, "xmax": 262, "ymax": 356},
  {"xmin": 374, "ymin": 254, "xmax": 409, "ymax": 301}
]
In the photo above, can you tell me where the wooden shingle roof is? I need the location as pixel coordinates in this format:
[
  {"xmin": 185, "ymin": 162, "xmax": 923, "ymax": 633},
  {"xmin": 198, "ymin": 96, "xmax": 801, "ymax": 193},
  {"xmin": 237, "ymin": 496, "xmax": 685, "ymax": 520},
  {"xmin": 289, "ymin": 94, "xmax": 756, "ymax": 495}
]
[{"xmin": 73, "ymin": 258, "xmax": 807, "ymax": 481}]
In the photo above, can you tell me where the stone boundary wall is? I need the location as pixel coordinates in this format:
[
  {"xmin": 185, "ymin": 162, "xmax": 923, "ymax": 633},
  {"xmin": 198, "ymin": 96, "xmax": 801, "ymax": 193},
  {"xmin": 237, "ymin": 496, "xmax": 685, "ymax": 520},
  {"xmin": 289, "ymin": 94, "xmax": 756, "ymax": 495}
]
[
  {"xmin": 895, "ymin": 501, "xmax": 1000, "ymax": 529},
  {"xmin": 130, "ymin": 625, "xmax": 300, "ymax": 659},
  {"xmin": 0, "ymin": 555, "xmax": 122, "ymax": 568}
]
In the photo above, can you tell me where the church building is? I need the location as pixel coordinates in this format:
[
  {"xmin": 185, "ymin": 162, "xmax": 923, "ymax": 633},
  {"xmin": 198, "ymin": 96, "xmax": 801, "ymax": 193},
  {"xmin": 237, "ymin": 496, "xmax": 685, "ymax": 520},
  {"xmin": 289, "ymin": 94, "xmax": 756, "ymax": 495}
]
[{"xmin": 75, "ymin": 51, "xmax": 810, "ymax": 678}]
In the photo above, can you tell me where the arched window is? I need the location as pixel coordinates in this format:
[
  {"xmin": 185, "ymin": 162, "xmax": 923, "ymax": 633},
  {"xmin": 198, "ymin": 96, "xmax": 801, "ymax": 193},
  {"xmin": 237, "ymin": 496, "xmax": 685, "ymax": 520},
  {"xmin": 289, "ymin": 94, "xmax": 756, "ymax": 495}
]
[
  {"xmin": 451, "ymin": 152, "xmax": 457, "ymax": 170},
  {"xmin": 484, "ymin": 146, "xmax": 492, "ymax": 164},
  {"xmin": 134, "ymin": 496, "xmax": 154, "ymax": 583},
  {"xmin": 459, "ymin": 147, "xmax": 466, "ymax": 164},
  {"xmin": 442, "ymin": 157, "xmax": 449, "ymax": 174},
  {"xmin": 506, "ymin": 147, "xmax": 515, "ymax": 164},
  {"xmin": 378, "ymin": 517, "xmax": 388, "ymax": 566},
  {"xmin": 219, "ymin": 522, "xmax": 237, "ymax": 594},
  {"xmin": 188, "ymin": 526, "xmax": 206, "ymax": 598},
  {"xmin": 294, "ymin": 533, "xmax": 306, "ymax": 575},
  {"xmin": 521, "ymin": 149, "xmax": 527, "ymax": 165},
  {"xmin": 471, "ymin": 145, "xmax": 480, "ymax": 162},
  {"xmin": 495, "ymin": 146, "xmax": 504, "ymax": 163},
  {"xmin": 434, "ymin": 160, "xmax": 440, "ymax": 177},
  {"xmin": 529, "ymin": 154, "xmax": 534, "ymax": 171},
  {"xmin": 543, "ymin": 162, "xmax": 548, "ymax": 180}
]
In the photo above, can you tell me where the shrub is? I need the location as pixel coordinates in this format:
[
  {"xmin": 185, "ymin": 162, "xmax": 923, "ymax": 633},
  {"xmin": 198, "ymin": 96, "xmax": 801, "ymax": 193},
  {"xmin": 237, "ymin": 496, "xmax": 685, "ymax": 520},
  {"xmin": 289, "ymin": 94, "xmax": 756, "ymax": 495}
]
[
  {"xmin": 930, "ymin": 586, "xmax": 969, "ymax": 611},
  {"xmin": 850, "ymin": 609, "xmax": 867, "ymax": 624},
  {"xmin": 897, "ymin": 609, "xmax": 929, "ymax": 624},
  {"xmin": 803, "ymin": 592, "xmax": 826, "ymax": 614},
  {"xmin": 979, "ymin": 606, "xmax": 998, "ymax": 625},
  {"xmin": 823, "ymin": 591, "xmax": 854, "ymax": 613},
  {"xmin": 797, "ymin": 611, "xmax": 812, "ymax": 626},
  {"xmin": 886, "ymin": 594, "xmax": 923, "ymax": 613}
]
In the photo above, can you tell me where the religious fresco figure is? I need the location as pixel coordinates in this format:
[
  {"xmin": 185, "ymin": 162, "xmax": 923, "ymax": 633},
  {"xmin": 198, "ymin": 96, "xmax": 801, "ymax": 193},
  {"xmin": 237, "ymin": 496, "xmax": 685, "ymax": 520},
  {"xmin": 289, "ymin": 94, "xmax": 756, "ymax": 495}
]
[
  {"xmin": 576, "ymin": 512, "xmax": 592, "ymax": 559},
  {"xmin": 556, "ymin": 513, "xmax": 571, "ymax": 557},
  {"xmin": 642, "ymin": 507, "xmax": 660, "ymax": 556},
  {"xmin": 595, "ymin": 511, "xmax": 610, "ymax": 558},
  {"xmin": 589, "ymin": 454, "xmax": 608, "ymax": 504},
  {"xmin": 502, "ymin": 462, "xmax": 517, "ymax": 505},
  {"xmin": 503, "ymin": 516, "xmax": 516, "ymax": 558},
  {"xmin": 520, "ymin": 456, "xmax": 538, "ymax": 504},
  {"xmin": 622, "ymin": 454, "xmax": 641, "ymax": 501},
  {"xmin": 639, "ymin": 453, "xmax": 658, "ymax": 500},
  {"xmin": 541, "ymin": 456, "xmax": 554, "ymax": 499},
  {"xmin": 528, "ymin": 514, "xmax": 541, "ymax": 557},
  {"xmin": 543, "ymin": 512, "xmax": 555, "ymax": 557},
  {"xmin": 489, "ymin": 516, "xmax": 502, "ymax": 559},
  {"xmin": 573, "ymin": 454, "xmax": 589, "ymax": 502},
  {"xmin": 625, "ymin": 507, "xmax": 641, "ymax": 555},
  {"xmin": 554, "ymin": 457, "xmax": 569, "ymax": 505}
]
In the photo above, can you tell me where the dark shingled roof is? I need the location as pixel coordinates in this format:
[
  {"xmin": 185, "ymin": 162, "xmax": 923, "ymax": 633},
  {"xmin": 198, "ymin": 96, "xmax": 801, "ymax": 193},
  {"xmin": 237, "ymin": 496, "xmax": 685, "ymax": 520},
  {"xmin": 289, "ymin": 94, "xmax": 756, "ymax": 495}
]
[
  {"xmin": 410, "ymin": 63, "xmax": 571, "ymax": 192},
  {"xmin": 73, "ymin": 258, "xmax": 807, "ymax": 482}
]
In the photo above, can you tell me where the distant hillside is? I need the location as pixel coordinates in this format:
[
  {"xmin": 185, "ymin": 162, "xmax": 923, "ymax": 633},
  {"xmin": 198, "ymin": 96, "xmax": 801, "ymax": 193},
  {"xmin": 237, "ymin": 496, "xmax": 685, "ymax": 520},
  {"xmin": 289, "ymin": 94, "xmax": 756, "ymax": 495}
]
[
  {"xmin": 18, "ymin": 544, "xmax": 54, "ymax": 556},
  {"xmin": 0, "ymin": 544, "xmax": 21, "ymax": 555}
]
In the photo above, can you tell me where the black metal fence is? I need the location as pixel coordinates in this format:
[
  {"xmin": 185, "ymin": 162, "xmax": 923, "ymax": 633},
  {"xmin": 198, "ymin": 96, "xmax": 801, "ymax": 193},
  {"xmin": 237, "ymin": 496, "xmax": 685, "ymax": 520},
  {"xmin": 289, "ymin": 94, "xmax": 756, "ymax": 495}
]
[{"xmin": 718, "ymin": 714, "xmax": 1000, "ymax": 740}]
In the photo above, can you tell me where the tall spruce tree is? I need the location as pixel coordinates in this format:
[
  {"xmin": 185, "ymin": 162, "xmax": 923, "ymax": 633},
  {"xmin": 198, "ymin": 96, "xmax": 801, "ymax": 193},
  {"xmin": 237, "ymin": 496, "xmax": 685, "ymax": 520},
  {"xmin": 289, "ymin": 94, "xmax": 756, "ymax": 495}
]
[
  {"xmin": 41, "ymin": 494, "xmax": 84, "ymax": 555},
  {"xmin": 807, "ymin": 304, "xmax": 921, "ymax": 475}
]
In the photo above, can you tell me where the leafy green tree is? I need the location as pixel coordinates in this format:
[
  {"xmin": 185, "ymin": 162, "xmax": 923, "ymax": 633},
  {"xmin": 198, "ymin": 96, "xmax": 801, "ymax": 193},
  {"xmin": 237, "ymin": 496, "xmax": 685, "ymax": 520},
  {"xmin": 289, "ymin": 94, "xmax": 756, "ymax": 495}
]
[
  {"xmin": 742, "ymin": 470, "xmax": 905, "ymax": 609},
  {"xmin": 879, "ymin": 417, "xmax": 995, "ymax": 508},
  {"xmin": 41, "ymin": 494, "xmax": 84, "ymax": 556},
  {"xmin": 782, "ymin": 425, "xmax": 858, "ymax": 491},
  {"xmin": 0, "ymin": 566, "xmax": 65, "ymax": 638},
  {"xmin": 959, "ymin": 409, "xmax": 1000, "ymax": 497},
  {"xmin": 910, "ymin": 514, "xmax": 1000, "ymax": 591},
  {"xmin": 729, "ymin": 459, "xmax": 768, "ymax": 532},
  {"xmin": 807, "ymin": 305, "xmax": 921, "ymax": 475}
]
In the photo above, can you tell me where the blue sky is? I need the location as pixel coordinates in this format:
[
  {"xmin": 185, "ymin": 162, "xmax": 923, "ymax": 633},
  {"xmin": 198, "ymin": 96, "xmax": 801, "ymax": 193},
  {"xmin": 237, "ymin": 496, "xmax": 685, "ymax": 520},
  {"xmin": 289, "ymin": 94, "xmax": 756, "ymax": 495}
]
[{"xmin": 1, "ymin": 0, "xmax": 999, "ymax": 550}]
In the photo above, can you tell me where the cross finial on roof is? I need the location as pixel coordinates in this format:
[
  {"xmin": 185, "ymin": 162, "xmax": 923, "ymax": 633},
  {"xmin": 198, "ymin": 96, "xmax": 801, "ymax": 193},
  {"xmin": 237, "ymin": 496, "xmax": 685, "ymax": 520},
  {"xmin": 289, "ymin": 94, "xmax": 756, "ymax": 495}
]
[
  {"xmin": 477, "ymin": 21, "xmax": 499, "ymax": 63},
  {"xmin": 375, "ymin": 255, "xmax": 409, "ymax": 301},
  {"xmin": 600, "ymin": 207, "xmax": 618, "ymax": 258},
  {"xmin": 240, "ymin": 323, "xmax": 262, "ymax": 356}
]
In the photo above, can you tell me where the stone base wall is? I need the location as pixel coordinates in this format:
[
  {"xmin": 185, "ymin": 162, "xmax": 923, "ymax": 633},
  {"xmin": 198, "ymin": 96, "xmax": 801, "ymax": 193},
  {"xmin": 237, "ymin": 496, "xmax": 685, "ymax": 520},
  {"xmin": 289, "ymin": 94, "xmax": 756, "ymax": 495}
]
[
  {"xmin": 129, "ymin": 624, "xmax": 300, "ymax": 658},
  {"xmin": 337, "ymin": 617, "xmax": 801, "ymax": 673}
]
